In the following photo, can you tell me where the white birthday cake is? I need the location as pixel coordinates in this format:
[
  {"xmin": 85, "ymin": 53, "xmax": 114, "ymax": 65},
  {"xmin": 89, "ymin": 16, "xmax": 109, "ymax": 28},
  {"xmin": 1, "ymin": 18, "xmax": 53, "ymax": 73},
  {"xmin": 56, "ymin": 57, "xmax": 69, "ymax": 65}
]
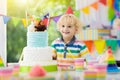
[{"xmin": 19, "ymin": 18, "xmax": 57, "ymax": 72}]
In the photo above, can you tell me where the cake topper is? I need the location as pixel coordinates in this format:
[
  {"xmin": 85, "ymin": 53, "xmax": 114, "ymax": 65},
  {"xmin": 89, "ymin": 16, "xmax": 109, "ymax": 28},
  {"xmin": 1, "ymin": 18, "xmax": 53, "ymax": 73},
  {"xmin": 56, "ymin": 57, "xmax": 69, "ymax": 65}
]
[
  {"xmin": 28, "ymin": 14, "xmax": 49, "ymax": 32},
  {"xmin": 34, "ymin": 20, "xmax": 47, "ymax": 31}
]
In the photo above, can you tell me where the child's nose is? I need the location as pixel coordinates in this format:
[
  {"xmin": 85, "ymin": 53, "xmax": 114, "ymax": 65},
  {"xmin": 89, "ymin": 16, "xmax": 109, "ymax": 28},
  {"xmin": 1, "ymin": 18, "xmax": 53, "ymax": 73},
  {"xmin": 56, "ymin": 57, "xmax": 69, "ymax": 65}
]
[{"xmin": 64, "ymin": 26, "xmax": 68, "ymax": 31}]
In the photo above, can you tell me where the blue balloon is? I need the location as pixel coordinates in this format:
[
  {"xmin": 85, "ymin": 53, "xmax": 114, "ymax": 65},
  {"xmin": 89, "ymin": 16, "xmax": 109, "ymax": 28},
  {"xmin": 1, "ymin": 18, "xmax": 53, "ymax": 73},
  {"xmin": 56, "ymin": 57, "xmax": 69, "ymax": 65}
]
[{"xmin": 114, "ymin": 0, "xmax": 120, "ymax": 11}]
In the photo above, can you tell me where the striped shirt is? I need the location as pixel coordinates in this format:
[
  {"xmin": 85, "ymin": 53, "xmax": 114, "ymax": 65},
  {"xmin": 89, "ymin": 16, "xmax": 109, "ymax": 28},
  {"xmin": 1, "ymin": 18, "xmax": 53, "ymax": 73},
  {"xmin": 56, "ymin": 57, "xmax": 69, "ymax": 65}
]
[{"xmin": 51, "ymin": 36, "xmax": 89, "ymax": 70}]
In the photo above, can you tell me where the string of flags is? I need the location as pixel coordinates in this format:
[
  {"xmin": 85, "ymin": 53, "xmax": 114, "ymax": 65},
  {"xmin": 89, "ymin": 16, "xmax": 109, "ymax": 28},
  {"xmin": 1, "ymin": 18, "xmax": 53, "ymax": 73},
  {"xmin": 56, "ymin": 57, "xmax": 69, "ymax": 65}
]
[
  {"xmin": 0, "ymin": 0, "xmax": 119, "ymax": 27},
  {"xmin": 76, "ymin": 0, "xmax": 120, "ymax": 25},
  {"xmin": 0, "ymin": 13, "xmax": 80, "ymax": 27},
  {"xmin": 84, "ymin": 39, "xmax": 120, "ymax": 55},
  {"xmin": 0, "ymin": 6, "xmax": 80, "ymax": 27},
  {"xmin": 76, "ymin": 0, "xmax": 119, "ymax": 14}
]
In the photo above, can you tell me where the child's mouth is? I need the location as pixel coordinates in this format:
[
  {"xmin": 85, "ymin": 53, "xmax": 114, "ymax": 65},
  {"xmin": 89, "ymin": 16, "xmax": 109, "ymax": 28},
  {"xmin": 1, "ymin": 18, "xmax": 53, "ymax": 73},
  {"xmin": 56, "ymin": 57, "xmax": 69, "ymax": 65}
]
[{"xmin": 63, "ymin": 32, "xmax": 70, "ymax": 34}]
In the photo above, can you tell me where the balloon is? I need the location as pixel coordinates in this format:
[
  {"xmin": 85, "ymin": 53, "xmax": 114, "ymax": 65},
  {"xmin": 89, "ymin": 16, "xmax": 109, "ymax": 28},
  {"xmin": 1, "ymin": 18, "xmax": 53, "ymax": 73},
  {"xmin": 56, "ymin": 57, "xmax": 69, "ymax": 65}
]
[{"xmin": 114, "ymin": 0, "xmax": 120, "ymax": 12}]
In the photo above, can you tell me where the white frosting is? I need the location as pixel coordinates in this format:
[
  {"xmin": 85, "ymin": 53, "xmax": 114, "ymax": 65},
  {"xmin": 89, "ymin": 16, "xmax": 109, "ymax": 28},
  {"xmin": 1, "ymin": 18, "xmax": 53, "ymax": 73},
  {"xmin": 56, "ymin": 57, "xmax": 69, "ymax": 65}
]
[
  {"xmin": 20, "ymin": 23, "xmax": 56, "ymax": 66},
  {"xmin": 27, "ymin": 22, "xmax": 35, "ymax": 32},
  {"xmin": 20, "ymin": 60, "xmax": 57, "ymax": 66},
  {"xmin": 22, "ymin": 46, "xmax": 53, "ymax": 62}
]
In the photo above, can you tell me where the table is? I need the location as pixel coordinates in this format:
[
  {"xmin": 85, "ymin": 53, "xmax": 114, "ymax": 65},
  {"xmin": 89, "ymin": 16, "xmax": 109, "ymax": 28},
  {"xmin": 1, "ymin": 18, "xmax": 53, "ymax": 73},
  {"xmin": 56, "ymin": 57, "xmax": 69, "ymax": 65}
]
[
  {"xmin": 3, "ymin": 63, "xmax": 120, "ymax": 80},
  {"xmin": 17, "ymin": 71, "xmax": 120, "ymax": 80}
]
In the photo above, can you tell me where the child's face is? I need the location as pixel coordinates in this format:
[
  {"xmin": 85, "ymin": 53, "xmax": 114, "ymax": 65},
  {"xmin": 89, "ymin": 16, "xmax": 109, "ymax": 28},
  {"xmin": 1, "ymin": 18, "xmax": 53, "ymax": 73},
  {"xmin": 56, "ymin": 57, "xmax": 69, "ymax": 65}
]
[{"xmin": 59, "ymin": 23, "xmax": 77, "ymax": 39}]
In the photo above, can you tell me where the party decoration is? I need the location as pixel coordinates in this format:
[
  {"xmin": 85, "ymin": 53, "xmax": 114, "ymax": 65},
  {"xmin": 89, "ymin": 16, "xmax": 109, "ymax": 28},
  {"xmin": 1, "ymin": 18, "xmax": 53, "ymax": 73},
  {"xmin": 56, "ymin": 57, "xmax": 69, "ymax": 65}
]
[
  {"xmin": 42, "ymin": 13, "xmax": 49, "ymax": 26},
  {"xmin": 74, "ymin": 10, "xmax": 80, "ymax": 17},
  {"xmin": 52, "ymin": 15, "xmax": 61, "ymax": 23},
  {"xmin": 2, "ymin": 16, "xmax": 10, "ymax": 24},
  {"xmin": 42, "ymin": 18, "xmax": 49, "ymax": 26},
  {"xmin": 65, "ymin": 6, "xmax": 73, "ymax": 14},
  {"xmin": 107, "ymin": 0, "xmax": 114, "ymax": 8},
  {"xmin": 99, "ymin": 0, "xmax": 107, "ymax": 6},
  {"xmin": 84, "ymin": 40, "xmax": 93, "ymax": 53},
  {"xmin": 81, "ymin": 6, "xmax": 90, "ymax": 14},
  {"xmin": 0, "ymin": 56, "xmax": 4, "ymax": 67},
  {"xmin": 108, "ymin": 7, "xmax": 115, "ymax": 21},
  {"xmin": 94, "ymin": 40, "xmax": 106, "ymax": 54},
  {"xmin": 22, "ymin": 19, "xmax": 27, "ymax": 27},
  {"xmin": 43, "ymin": 13, "xmax": 49, "ymax": 19},
  {"xmin": 114, "ymin": 0, "xmax": 120, "ymax": 12},
  {"xmin": 118, "ymin": 40, "xmax": 120, "ymax": 47},
  {"xmin": 75, "ymin": 0, "xmax": 118, "ymax": 26},
  {"xmin": 105, "ymin": 46, "xmax": 120, "ymax": 73},
  {"xmin": 106, "ymin": 40, "xmax": 117, "ymax": 52},
  {"xmin": 90, "ymin": 2, "xmax": 98, "ymax": 10},
  {"xmin": 12, "ymin": 17, "xmax": 20, "ymax": 27}
]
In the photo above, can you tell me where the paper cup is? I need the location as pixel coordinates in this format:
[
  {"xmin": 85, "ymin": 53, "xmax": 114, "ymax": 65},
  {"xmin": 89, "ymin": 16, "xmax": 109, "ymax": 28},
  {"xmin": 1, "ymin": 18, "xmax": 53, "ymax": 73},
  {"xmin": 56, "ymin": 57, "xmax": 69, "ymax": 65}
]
[
  {"xmin": 0, "ymin": 67, "xmax": 13, "ymax": 80},
  {"xmin": 74, "ymin": 58, "xmax": 84, "ymax": 71},
  {"xmin": 84, "ymin": 70, "xmax": 97, "ymax": 80},
  {"xmin": 94, "ymin": 63, "xmax": 107, "ymax": 79},
  {"xmin": 8, "ymin": 63, "xmax": 20, "ymax": 76},
  {"xmin": 94, "ymin": 64, "xmax": 107, "ymax": 71},
  {"xmin": 57, "ymin": 59, "xmax": 75, "ymax": 71},
  {"xmin": 87, "ymin": 60, "xmax": 98, "ymax": 70}
]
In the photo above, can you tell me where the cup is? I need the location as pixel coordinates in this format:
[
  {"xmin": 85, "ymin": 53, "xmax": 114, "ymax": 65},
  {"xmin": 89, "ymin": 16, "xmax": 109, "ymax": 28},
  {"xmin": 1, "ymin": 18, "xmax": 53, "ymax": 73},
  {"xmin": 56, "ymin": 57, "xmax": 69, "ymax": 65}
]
[
  {"xmin": 94, "ymin": 63, "xmax": 107, "ymax": 80},
  {"xmin": 57, "ymin": 58, "xmax": 75, "ymax": 71},
  {"xmin": 87, "ymin": 60, "xmax": 98, "ymax": 70},
  {"xmin": 0, "ymin": 67, "xmax": 13, "ymax": 80},
  {"xmin": 8, "ymin": 63, "xmax": 20, "ymax": 76},
  {"xmin": 84, "ymin": 70, "xmax": 97, "ymax": 80},
  {"xmin": 74, "ymin": 58, "xmax": 84, "ymax": 71}
]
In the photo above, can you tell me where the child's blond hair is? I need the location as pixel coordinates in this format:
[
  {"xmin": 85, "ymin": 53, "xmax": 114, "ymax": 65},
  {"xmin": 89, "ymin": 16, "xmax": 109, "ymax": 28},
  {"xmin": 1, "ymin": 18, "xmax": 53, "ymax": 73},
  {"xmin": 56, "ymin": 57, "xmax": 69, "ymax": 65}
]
[{"xmin": 57, "ymin": 14, "xmax": 83, "ymax": 33}]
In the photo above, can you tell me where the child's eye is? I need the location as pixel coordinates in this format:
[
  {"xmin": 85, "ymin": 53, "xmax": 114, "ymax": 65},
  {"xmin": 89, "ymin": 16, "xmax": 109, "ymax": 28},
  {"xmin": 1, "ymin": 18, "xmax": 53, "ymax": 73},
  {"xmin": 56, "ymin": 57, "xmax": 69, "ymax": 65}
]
[
  {"xmin": 68, "ymin": 26, "xmax": 71, "ymax": 28},
  {"xmin": 62, "ymin": 25, "xmax": 65, "ymax": 27}
]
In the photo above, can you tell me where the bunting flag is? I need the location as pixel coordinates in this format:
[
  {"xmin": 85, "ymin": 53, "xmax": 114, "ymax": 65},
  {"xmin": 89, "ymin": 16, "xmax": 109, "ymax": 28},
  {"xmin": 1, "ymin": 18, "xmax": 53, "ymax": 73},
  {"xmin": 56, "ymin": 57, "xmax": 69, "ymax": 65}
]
[
  {"xmin": 0, "ymin": 56, "xmax": 4, "ymax": 67},
  {"xmin": 94, "ymin": 40, "xmax": 106, "ymax": 54},
  {"xmin": 106, "ymin": 39, "xmax": 118, "ymax": 52},
  {"xmin": 52, "ymin": 15, "xmax": 61, "ymax": 23},
  {"xmin": 84, "ymin": 40, "xmax": 93, "ymax": 53},
  {"xmin": 12, "ymin": 17, "xmax": 20, "ymax": 27},
  {"xmin": 114, "ymin": 0, "xmax": 120, "ymax": 11},
  {"xmin": 22, "ymin": 19, "xmax": 27, "ymax": 27},
  {"xmin": 81, "ymin": 6, "xmax": 90, "ymax": 14},
  {"xmin": 107, "ymin": 0, "xmax": 114, "ymax": 8},
  {"xmin": 99, "ymin": 0, "xmax": 107, "ymax": 6},
  {"xmin": 74, "ymin": 10, "xmax": 80, "ymax": 17},
  {"xmin": 90, "ymin": 2, "xmax": 98, "ymax": 10},
  {"xmin": 2, "ymin": 16, "xmax": 11, "ymax": 24},
  {"xmin": 108, "ymin": 7, "xmax": 115, "ymax": 21},
  {"xmin": 117, "ymin": 40, "xmax": 120, "ymax": 47}
]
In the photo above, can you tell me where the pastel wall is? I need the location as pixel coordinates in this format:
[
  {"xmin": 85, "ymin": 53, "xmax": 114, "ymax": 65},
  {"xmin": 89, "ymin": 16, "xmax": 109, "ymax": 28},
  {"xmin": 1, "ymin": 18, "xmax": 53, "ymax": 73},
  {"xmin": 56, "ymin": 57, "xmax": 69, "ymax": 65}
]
[{"xmin": 0, "ymin": 0, "xmax": 7, "ymax": 66}]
